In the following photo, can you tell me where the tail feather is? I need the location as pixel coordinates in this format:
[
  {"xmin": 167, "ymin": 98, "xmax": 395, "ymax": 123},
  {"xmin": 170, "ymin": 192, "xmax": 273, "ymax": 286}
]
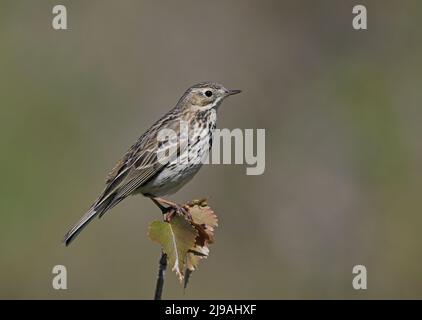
[{"xmin": 63, "ymin": 196, "xmax": 116, "ymax": 246}]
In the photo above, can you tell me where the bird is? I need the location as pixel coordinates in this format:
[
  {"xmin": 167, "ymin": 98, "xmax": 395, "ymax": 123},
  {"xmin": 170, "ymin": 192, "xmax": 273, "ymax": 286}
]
[{"xmin": 63, "ymin": 82, "xmax": 241, "ymax": 246}]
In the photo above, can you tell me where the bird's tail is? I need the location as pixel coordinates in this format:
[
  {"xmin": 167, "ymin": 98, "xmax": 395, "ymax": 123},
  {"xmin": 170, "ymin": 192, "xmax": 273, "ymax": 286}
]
[{"xmin": 63, "ymin": 196, "xmax": 115, "ymax": 246}]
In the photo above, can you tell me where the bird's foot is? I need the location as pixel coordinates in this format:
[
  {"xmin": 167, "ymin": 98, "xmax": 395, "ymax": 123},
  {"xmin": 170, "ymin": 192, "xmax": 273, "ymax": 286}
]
[{"xmin": 149, "ymin": 196, "xmax": 192, "ymax": 221}]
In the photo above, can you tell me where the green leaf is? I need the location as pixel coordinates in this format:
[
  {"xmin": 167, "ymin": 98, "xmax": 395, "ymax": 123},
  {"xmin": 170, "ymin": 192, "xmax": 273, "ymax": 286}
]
[{"xmin": 148, "ymin": 214, "xmax": 197, "ymax": 282}]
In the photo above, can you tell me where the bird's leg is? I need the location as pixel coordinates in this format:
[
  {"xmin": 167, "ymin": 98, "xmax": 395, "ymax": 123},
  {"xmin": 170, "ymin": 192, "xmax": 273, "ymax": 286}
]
[
  {"xmin": 155, "ymin": 197, "xmax": 190, "ymax": 219},
  {"xmin": 148, "ymin": 196, "xmax": 191, "ymax": 220},
  {"xmin": 149, "ymin": 197, "xmax": 170, "ymax": 214},
  {"xmin": 149, "ymin": 197, "xmax": 176, "ymax": 222}
]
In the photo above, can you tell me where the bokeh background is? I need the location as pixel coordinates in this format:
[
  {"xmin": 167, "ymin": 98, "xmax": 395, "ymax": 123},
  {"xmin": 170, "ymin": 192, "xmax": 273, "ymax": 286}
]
[{"xmin": 1, "ymin": 0, "xmax": 422, "ymax": 299}]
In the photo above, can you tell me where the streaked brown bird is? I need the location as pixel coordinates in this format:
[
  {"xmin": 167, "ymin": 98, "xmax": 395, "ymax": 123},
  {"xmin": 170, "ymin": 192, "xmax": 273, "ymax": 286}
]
[{"xmin": 63, "ymin": 82, "xmax": 241, "ymax": 245}]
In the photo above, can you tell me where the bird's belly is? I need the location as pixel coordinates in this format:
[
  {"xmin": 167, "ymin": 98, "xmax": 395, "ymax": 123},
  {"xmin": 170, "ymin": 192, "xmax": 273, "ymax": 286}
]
[{"xmin": 140, "ymin": 163, "xmax": 203, "ymax": 196}]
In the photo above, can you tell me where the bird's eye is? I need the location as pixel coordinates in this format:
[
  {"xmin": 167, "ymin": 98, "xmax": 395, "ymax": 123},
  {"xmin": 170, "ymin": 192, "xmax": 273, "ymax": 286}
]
[{"xmin": 204, "ymin": 90, "xmax": 213, "ymax": 97}]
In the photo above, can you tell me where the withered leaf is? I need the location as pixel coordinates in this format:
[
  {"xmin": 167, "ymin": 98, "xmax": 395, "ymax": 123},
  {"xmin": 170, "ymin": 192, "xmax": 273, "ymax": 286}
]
[
  {"xmin": 187, "ymin": 201, "xmax": 218, "ymax": 246},
  {"xmin": 186, "ymin": 200, "xmax": 218, "ymax": 229},
  {"xmin": 182, "ymin": 200, "xmax": 219, "ymax": 288}
]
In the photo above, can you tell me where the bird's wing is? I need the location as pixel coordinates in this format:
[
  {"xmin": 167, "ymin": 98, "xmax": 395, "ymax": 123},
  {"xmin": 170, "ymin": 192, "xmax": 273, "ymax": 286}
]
[{"xmin": 95, "ymin": 120, "xmax": 188, "ymax": 216}]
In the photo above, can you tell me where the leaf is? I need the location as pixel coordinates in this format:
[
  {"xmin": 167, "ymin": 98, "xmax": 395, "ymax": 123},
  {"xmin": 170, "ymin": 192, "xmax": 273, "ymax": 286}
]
[
  {"xmin": 191, "ymin": 222, "xmax": 212, "ymax": 246},
  {"xmin": 187, "ymin": 200, "xmax": 218, "ymax": 247},
  {"xmin": 184, "ymin": 248, "xmax": 209, "ymax": 290},
  {"xmin": 188, "ymin": 201, "xmax": 218, "ymax": 229},
  {"xmin": 148, "ymin": 214, "xmax": 197, "ymax": 282},
  {"xmin": 186, "ymin": 247, "xmax": 209, "ymax": 269},
  {"xmin": 183, "ymin": 200, "xmax": 219, "ymax": 288}
]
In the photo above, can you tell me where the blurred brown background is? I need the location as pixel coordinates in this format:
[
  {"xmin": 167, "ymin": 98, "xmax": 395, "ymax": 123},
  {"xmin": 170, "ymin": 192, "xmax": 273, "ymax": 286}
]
[{"xmin": 1, "ymin": 0, "xmax": 422, "ymax": 299}]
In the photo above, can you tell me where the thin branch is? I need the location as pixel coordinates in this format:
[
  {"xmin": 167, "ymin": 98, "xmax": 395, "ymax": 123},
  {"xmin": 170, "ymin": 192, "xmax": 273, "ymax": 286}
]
[{"xmin": 154, "ymin": 252, "xmax": 167, "ymax": 300}]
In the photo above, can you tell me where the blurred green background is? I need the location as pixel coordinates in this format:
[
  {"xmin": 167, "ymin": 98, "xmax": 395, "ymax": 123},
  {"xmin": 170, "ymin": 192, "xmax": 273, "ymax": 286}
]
[{"xmin": 1, "ymin": 0, "xmax": 422, "ymax": 299}]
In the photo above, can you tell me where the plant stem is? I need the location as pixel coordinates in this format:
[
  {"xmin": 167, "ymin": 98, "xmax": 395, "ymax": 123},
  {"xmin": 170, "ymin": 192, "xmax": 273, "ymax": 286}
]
[{"xmin": 154, "ymin": 252, "xmax": 167, "ymax": 300}]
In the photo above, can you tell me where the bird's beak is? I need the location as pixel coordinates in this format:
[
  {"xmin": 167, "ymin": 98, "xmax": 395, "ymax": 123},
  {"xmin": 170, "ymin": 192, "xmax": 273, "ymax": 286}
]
[{"xmin": 226, "ymin": 89, "xmax": 242, "ymax": 96}]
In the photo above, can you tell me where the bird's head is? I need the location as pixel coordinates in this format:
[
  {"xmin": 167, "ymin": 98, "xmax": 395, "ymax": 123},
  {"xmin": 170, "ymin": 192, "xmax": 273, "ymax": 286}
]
[{"xmin": 179, "ymin": 82, "xmax": 241, "ymax": 111}]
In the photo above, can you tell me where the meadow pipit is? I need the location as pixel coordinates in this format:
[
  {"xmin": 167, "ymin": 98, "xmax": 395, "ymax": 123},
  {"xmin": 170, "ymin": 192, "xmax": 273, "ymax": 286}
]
[{"xmin": 63, "ymin": 82, "xmax": 241, "ymax": 245}]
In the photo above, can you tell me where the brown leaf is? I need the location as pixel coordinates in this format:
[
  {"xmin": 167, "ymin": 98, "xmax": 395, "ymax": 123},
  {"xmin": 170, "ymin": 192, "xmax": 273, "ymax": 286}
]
[
  {"xmin": 186, "ymin": 200, "xmax": 218, "ymax": 229},
  {"xmin": 183, "ymin": 200, "xmax": 219, "ymax": 284},
  {"xmin": 186, "ymin": 200, "xmax": 218, "ymax": 246}
]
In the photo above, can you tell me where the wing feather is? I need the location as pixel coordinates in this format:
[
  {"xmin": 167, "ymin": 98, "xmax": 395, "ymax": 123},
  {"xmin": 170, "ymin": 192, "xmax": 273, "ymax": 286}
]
[{"xmin": 95, "ymin": 130, "xmax": 186, "ymax": 217}]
